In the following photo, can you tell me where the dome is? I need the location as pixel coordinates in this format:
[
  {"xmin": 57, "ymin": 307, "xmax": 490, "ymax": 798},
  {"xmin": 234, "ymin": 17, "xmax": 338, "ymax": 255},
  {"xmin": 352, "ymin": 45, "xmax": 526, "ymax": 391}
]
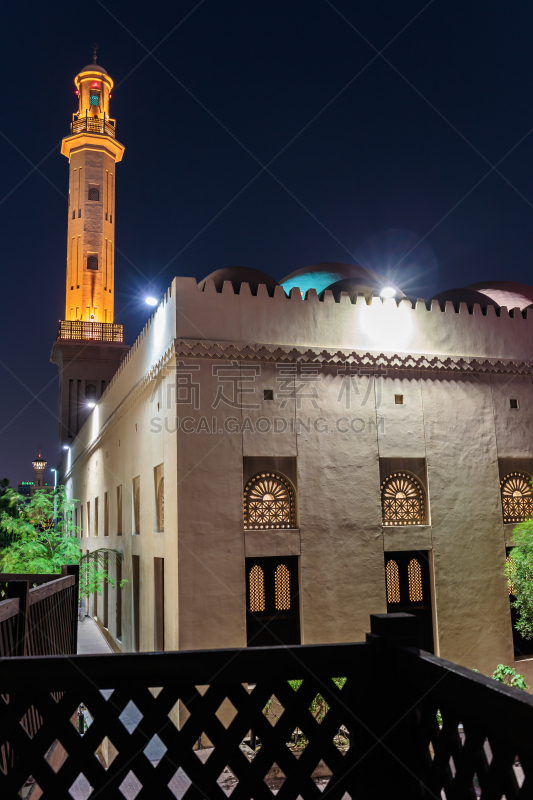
[
  {"xmin": 430, "ymin": 288, "xmax": 500, "ymax": 311},
  {"xmin": 198, "ymin": 267, "xmax": 279, "ymax": 297},
  {"xmin": 78, "ymin": 64, "xmax": 109, "ymax": 75},
  {"xmin": 320, "ymin": 276, "xmax": 405, "ymax": 302},
  {"xmin": 280, "ymin": 262, "xmax": 397, "ymax": 296},
  {"xmin": 464, "ymin": 281, "xmax": 533, "ymax": 311}
]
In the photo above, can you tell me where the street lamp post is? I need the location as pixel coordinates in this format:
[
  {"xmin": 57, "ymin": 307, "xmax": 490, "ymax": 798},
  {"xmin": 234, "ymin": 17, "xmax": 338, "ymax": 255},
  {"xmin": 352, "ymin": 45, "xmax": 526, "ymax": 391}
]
[{"xmin": 51, "ymin": 468, "xmax": 57, "ymax": 529}]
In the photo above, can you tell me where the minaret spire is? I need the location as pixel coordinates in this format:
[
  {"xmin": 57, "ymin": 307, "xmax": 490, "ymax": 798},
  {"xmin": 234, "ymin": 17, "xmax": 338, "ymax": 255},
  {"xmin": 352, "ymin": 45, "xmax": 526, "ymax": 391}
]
[
  {"xmin": 52, "ymin": 55, "xmax": 129, "ymax": 458},
  {"xmin": 59, "ymin": 56, "xmax": 124, "ymax": 328}
]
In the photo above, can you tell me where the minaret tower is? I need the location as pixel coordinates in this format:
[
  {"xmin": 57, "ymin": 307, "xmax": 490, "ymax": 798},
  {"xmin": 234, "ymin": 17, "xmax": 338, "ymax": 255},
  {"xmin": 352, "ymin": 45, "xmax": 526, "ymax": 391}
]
[
  {"xmin": 52, "ymin": 49, "xmax": 130, "ymax": 465},
  {"xmin": 61, "ymin": 45, "xmax": 124, "ymax": 325}
]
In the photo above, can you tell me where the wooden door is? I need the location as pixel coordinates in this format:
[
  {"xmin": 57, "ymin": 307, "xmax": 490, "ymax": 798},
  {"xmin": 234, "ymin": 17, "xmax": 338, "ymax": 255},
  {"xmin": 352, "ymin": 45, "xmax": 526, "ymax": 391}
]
[
  {"xmin": 245, "ymin": 556, "xmax": 301, "ymax": 647},
  {"xmin": 384, "ymin": 550, "xmax": 434, "ymax": 653}
]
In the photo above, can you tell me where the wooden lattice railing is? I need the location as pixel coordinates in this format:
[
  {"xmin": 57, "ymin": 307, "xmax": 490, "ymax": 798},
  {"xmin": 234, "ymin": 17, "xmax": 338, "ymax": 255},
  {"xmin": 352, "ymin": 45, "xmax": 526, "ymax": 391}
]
[
  {"xmin": 0, "ymin": 613, "xmax": 531, "ymax": 799},
  {"xmin": 0, "ymin": 566, "xmax": 79, "ymax": 657}
]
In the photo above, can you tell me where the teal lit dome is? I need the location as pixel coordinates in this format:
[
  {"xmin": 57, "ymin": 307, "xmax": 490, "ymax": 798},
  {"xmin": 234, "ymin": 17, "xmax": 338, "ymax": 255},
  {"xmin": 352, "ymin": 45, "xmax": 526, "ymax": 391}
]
[
  {"xmin": 321, "ymin": 276, "xmax": 405, "ymax": 301},
  {"xmin": 280, "ymin": 262, "xmax": 397, "ymax": 296}
]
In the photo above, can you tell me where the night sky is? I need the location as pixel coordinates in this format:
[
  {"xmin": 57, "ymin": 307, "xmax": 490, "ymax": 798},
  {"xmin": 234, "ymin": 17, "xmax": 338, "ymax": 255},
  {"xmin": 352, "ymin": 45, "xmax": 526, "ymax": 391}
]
[{"xmin": 3, "ymin": 0, "xmax": 533, "ymax": 485}]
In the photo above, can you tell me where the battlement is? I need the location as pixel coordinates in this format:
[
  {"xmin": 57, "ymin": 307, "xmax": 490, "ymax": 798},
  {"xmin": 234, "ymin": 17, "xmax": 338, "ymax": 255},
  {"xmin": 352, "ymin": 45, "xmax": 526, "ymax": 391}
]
[{"xmin": 171, "ymin": 277, "xmax": 533, "ymax": 363}]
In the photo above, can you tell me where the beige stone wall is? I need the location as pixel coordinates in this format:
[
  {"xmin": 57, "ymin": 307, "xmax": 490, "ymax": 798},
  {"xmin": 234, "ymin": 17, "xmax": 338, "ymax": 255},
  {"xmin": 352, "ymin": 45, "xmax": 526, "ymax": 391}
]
[{"xmin": 64, "ymin": 278, "xmax": 528, "ymax": 674}]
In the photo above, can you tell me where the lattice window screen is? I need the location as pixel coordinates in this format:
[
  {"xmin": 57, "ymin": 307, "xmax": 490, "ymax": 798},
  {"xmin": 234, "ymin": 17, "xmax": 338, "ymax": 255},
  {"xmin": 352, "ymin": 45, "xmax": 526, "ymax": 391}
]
[
  {"xmin": 386, "ymin": 560, "xmax": 400, "ymax": 604},
  {"xmin": 249, "ymin": 565, "xmax": 265, "ymax": 612},
  {"xmin": 381, "ymin": 472, "xmax": 425, "ymax": 526},
  {"xmin": 500, "ymin": 472, "xmax": 533, "ymax": 524},
  {"xmin": 274, "ymin": 564, "xmax": 291, "ymax": 611},
  {"xmin": 408, "ymin": 559, "xmax": 423, "ymax": 602},
  {"xmin": 244, "ymin": 473, "xmax": 296, "ymax": 530}
]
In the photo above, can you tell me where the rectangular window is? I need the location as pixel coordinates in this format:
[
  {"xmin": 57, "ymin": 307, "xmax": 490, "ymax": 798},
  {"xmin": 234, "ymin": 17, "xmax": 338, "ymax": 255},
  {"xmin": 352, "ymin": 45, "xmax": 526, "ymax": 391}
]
[
  {"xmin": 104, "ymin": 492, "xmax": 109, "ymax": 536},
  {"xmin": 80, "ymin": 506, "xmax": 84, "ymax": 538},
  {"xmin": 87, "ymin": 501, "xmax": 90, "ymax": 536},
  {"xmin": 510, "ymin": 398, "xmax": 519, "ymax": 409},
  {"xmin": 132, "ymin": 555, "xmax": 140, "ymax": 652},
  {"xmin": 154, "ymin": 464, "xmax": 164, "ymax": 532},
  {"xmin": 117, "ymin": 485, "xmax": 122, "ymax": 535},
  {"xmin": 75, "ymin": 507, "xmax": 78, "ymax": 534},
  {"xmin": 94, "ymin": 497, "xmax": 99, "ymax": 537},
  {"xmin": 133, "ymin": 476, "xmax": 140, "ymax": 534},
  {"xmin": 154, "ymin": 557, "xmax": 165, "ymax": 651},
  {"xmin": 116, "ymin": 560, "xmax": 122, "ymax": 639},
  {"xmin": 395, "ymin": 394, "xmax": 404, "ymax": 405},
  {"xmin": 103, "ymin": 553, "xmax": 109, "ymax": 628},
  {"xmin": 89, "ymin": 87, "xmax": 101, "ymax": 106}
]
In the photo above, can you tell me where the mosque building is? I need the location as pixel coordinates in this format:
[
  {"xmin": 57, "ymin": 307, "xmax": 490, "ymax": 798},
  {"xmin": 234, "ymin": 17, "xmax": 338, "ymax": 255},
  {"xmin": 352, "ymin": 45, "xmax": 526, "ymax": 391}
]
[{"xmin": 53, "ymin": 57, "xmax": 533, "ymax": 674}]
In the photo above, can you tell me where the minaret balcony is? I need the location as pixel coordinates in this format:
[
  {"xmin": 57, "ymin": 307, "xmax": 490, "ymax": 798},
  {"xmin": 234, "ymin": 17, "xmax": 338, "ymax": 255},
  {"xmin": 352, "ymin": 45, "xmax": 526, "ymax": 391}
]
[
  {"xmin": 70, "ymin": 115, "xmax": 116, "ymax": 138},
  {"xmin": 57, "ymin": 320, "xmax": 124, "ymax": 343}
]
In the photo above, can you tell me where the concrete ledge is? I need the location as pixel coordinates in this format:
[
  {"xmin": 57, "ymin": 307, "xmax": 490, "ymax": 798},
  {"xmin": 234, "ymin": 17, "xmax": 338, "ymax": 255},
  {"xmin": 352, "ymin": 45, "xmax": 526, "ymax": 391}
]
[
  {"xmin": 245, "ymin": 529, "xmax": 301, "ymax": 557},
  {"xmin": 382, "ymin": 526, "xmax": 433, "ymax": 551}
]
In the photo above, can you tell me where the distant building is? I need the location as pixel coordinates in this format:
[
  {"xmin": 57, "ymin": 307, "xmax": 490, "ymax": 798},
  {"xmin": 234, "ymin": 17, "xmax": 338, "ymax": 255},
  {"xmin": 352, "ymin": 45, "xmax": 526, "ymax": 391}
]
[{"xmin": 17, "ymin": 454, "xmax": 53, "ymax": 498}]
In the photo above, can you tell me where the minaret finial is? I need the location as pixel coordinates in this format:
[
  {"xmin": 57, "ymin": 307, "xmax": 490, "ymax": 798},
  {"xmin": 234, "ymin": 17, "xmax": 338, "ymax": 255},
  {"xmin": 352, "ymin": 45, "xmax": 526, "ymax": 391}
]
[{"xmin": 92, "ymin": 42, "xmax": 98, "ymax": 64}]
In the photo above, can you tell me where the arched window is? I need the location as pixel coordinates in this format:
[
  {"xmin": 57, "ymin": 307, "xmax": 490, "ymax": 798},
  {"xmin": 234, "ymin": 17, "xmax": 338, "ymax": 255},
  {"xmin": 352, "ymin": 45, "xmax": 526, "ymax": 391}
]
[
  {"xmin": 408, "ymin": 559, "xmax": 423, "ymax": 602},
  {"xmin": 500, "ymin": 472, "xmax": 533, "ymax": 524},
  {"xmin": 385, "ymin": 559, "xmax": 400, "ymax": 603},
  {"xmin": 88, "ymin": 187, "xmax": 100, "ymax": 201},
  {"xmin": 243, "ymin": 473, "xmax": 296, "ymax": 530},
  {"xmin": 249, "ymin": 565, "xmax": 265, "ymax": 612},
  {"xmin": 157, "ymin": 477, "xmax": 164, "ymax": 532},
  {"xmin": 381, "ymin": 472, "xmax": 425, "ymax": 526},
  {"xmin": 274, "ymin": 564, "xmax": 291, "ymax": 610}
]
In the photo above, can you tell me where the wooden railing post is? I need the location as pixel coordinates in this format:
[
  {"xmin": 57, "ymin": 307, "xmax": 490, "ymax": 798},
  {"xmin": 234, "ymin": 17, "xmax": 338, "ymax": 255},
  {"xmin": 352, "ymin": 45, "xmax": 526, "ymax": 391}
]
[
  {"xmin": 62, "ymin": 565, "xmax": 79, "ymax": 654},
  {"xmin": 365, "ymin": 613, "xmax": 421, "ymax": 797},
  {"xmin": 6, "ymin": 581, "xmax": 29, "ymax": 657}
]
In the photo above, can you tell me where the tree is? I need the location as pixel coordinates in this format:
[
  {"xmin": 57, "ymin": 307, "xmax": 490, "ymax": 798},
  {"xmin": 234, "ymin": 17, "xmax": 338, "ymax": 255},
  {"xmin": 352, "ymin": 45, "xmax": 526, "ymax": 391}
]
[
  {"xmin": 505, "ymin": 517, "xmax": 533, "ymax": 640},
  {"xmin": 0, "ymin": 486, "xmax": 126, "ymax": 602},
  {"xmin": 0, "ymin": 479, "xmax": 23, "ymax": 548}
]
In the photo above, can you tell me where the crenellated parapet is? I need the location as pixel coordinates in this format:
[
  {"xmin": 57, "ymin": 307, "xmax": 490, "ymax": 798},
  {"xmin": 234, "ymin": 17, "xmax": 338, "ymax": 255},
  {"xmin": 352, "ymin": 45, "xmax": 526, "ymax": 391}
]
[{"xmin": 172, "ymin": 277, "xmax": 533, "ymax": 364}]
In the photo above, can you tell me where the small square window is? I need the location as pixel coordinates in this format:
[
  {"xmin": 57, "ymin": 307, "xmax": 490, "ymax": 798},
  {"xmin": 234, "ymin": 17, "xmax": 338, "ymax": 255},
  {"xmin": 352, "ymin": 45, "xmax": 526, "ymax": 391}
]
[
  {"xmin": 510, "ymin": 399, "xmax": 519, "ymax": 409},
  {"xmin": 394, "ymin": 394, "xmax": 404, "ymax": 405},
  {"xmin": 264, "ymin": 389, "xmax": 274, "ymax": 400}
]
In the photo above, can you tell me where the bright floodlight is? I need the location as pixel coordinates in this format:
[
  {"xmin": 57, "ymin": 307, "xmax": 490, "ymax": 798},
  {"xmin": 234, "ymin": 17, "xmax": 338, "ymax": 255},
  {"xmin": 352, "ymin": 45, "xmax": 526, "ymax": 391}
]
[
  {"xmin": 380, "ymin": 287, "xmax": 396, "ymax": 298},
  {"xmin": 146, "ymin": 296, "xmax": 158, "ymax": 306},
  {"xmin": 63, "ymin": 445, "xmax": 69, "ymax": 450},
  {"xmin": 86, "ymin": 401, "xmax": 96, "ymax": 409}
]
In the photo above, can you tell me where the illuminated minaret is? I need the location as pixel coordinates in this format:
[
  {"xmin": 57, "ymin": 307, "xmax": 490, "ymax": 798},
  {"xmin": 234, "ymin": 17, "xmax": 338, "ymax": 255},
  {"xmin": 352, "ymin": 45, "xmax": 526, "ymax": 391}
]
[
  {"xmin": 60, "ymin": 46, "xmax": 124, "ymax": 325},
  {"xmin": 52, "ymin": 49, "xmax": 130, "ymax": 461}
]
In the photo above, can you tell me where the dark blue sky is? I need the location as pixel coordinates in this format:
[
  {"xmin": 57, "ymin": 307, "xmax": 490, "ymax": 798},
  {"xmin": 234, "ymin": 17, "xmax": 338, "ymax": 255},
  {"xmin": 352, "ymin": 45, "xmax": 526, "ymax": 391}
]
[{"xmin": 2, "ymin": 0, "xmax": 533, "ymax": 483}]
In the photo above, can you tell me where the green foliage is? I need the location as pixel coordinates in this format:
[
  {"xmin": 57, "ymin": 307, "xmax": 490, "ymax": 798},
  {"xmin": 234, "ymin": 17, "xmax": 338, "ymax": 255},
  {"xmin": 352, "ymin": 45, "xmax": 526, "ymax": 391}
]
[
  {"xmin": 0, "ymin": 486, "xmax": 126, "ymax": 599},
  {"xmin": 506, "ymin": 516, "xmax": 533, "ymax": 640},
  {"xmin": 491, "ymin": 664, "xmax": 528, "ymax": 691},
  {"xmin": 0, "ymin": 479, "xmax": 23, "ymax": 547}
]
